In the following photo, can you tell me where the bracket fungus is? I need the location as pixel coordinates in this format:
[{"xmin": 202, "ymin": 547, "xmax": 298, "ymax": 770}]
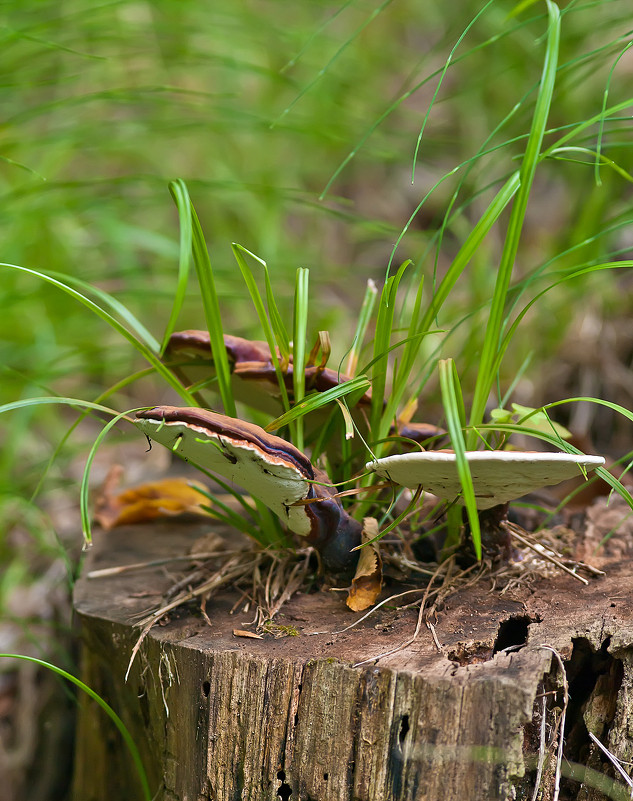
[
  {"xmin": 135, "ymin": 406, "xmax": 361, "ymax": 571},
  {"xmin": 164, "ymin": 330, "xmax": 444, "ymax": 445},
  {"xmin": 366, "ymin": 450, "xmax": 605, "ymax": 509}
]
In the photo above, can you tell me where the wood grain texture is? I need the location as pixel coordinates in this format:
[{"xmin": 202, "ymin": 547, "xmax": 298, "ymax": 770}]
[{"xmin": 72, "ymin": 517, "xmax": 633, "ymax": 801}]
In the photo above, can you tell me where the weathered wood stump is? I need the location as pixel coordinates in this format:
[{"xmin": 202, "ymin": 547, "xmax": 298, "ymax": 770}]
[{"xmin": 72, "ymin": 504, "xmax": 633, "ymax": 801}]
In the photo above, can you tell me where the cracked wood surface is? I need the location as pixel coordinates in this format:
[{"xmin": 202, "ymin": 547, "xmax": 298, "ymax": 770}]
[{"xmin": 72, "ymin": 510, "xmax": 633, "ymax": 801}]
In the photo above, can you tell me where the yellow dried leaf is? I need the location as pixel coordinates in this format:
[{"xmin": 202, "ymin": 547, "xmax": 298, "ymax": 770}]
[
  {"xmin": 346, "ymin": 517, "xmax": 383, "ymax": 612},
  {"xmin": 95, "ymin": 473, "xmax": 209, "ymax": 530},
  {"xmin": 233, "ymin": 629, "xmax": 263, "ymax": 639}
]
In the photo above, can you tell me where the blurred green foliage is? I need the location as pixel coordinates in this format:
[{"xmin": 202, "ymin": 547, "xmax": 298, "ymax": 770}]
[{"xmin": 1, "ymin": 0, "xmax": 632, "ymax": 500}]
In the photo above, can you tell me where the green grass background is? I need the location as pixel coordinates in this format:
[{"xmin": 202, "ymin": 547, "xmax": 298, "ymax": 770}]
[
  {"xmin": 2, "ymin": 0, "xmax": 633, "ymax": 579},
  {"xmin": 1, "ymin": 2, "xmax": 633, "ymax": 796}
]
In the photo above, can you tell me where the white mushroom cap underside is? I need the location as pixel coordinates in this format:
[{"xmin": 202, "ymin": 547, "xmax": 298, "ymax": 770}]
[
  {"xmin": 136, "ymin": 418, "xmax": 312, "ymax": 535},
  {"xmin": 366, "ymin": 451, "xmax": 605, "ymax": 509}
]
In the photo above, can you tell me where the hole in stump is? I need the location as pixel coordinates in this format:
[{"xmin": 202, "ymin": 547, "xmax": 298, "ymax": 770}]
[
  {"xmin": 399, "ymin": 714, "xmax": 410, "ymax": 745},
  {"xmin": 277, "ymin": 770, "xmax": 292, "ymax": 800},
  {"xmin": 202, "ymin": 681, "xmax": 210, "ymax": 698},
  {"xmin": 493, "ymin": 615, "xmax": 531, "ymax": 653},
  {"xmin": 137, "ymin": 685, "xmax": 150, "ymax": 728},
  {"xmin": 323, "ymin": 773, "xmax": 328, "ymax": 781}
]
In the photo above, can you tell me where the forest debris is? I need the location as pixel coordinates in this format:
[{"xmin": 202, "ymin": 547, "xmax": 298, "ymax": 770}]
[
  {"xmin": 233, "ymin": 629, "xmax": 263, "ymax": 639},
  {"xmin": 346, "ymin": 518, "xmax": 383, "ymax": 612},
  {"xmin": 94, "ymin": 469, "xmax": 209, "ymax": 529}
]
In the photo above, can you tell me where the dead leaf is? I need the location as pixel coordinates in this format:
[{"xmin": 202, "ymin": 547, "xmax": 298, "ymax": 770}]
[
  {"xmin": 346, "ymin": 517, "xmax": 383, "ymax": 612},
  {"xmin": 94, "ymin": 473, "xmax": 210, "ymax": 529},
  {"xmin": 233, "ymin": 629, "xmax": 263, "ymax": 639}
]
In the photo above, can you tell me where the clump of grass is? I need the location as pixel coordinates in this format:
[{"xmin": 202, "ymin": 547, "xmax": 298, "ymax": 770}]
[{"xmin": 3, "ymin": 1, "xmax": 633, "ymax": 564}]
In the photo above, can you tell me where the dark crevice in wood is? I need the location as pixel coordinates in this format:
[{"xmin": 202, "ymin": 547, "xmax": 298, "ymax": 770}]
[
  {"xmin": 493, "ymin": 615, "xmax": 533, "ymax": 654},
  {"xmin": 560, "ymin": 636, "xmax": 625, "ymax": 799},
  {"xmin": 398, "ymin": 714, "xmax": 410, "ymax": 745},
  {"xmin": 277, "ymin": 770, "xmax": 292, "ymax": 799}
]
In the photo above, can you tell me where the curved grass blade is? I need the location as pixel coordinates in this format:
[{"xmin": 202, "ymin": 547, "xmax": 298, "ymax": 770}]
[
  {"xmin": 273, "ymin": 0, "xmax": 393, "ymax": 126},
  {"xmin": 162, "ymin": 179, "xmax": 193, "ymax": 355},
  {"xmin": 0, "ymin": 263, "xmax": 195, "ymax": 405},
  {"xmin": 345, "ymin": 279, "xmax": 378, "ymax": 377},
  {"xmin": 46, "ymin": 271, "xmax": 159, "ymax": 352},
  {"xmin": 0, "ymin": 654, "xmax": 152, "ymax": 801},
  {"xmin": 595, "ymin": 39, "xmax": 633, "ymax": 186},
  {"xmin": 231, "ymin": 244, "xmax": 293, "ymax": 425},
  {"xmin": 468, "ymin": 1, "xmax": 561, "ymax": 448},
  {"xmin": 370, "ymin": 260, "xmax": 410, "ymax": 444},
  {"xmin": 265, "ymin": 375, "xmax": 370, "ymax": 431},
  {"xmin": 293, "ymin": 267, "xmax": 309, "ymax": 452},
  {"xmin": 81, "ymin": 408, "xmax": 144, "ymax": 545},
  {"xmin": 439, "ymin": 359, "xmax": 481, "ymax": 559},
  {"xmin": 411, "ymin": 0, "xmax": 495, "ymax": 183},
  {"xmin": 492, "ymin": 261, "xmax": 633, "ymax": 380},
  {"xmin": 187, "ymin": 192, "xmax": 236, "ymax": 416},
  {"xmin": 31, "ymin": 367, "xmax": 158, "ymax": 503}
]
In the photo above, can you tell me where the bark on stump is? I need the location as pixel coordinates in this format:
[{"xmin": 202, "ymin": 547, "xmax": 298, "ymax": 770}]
[{"xmin": 72, "ymin": 509, "xmax": 633, "ymax": 801}]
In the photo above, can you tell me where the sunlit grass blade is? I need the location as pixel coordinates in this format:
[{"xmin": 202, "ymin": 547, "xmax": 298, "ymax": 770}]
[
  {"xmin": 262, "ymin": 262, "xmax": 291, "ymax": 365},
  {"xmin": 468, "ymin": 1, "xmax": 561, "ymax": 448},
  {"xmin": 345, "ymin": 279, "xmax": 378, "ymax": 377},
  {"xmin": 47, "ymin": 271, "xmax": 159, "ymax": 352},
  {"xmin": 187, "ymin": 192, "xmax": 236, "ymax": 417},
  {"xmin": 0, "ymin": 396, "xmax": 120, "ymax": 417},
  {"xmin": 383, "ymin": 275, "xmax": 428, "ymax": 434},
  {"xmin": 81, "ymin": 409, "xmax": 143, "ymax": 545},
  {"xmin": 265, "ymin": 375, "xmax": 370, "ymax": 431},
  {"xmin": 491, "ymin": 262, "xmax": 633, "ymax": 380},
  {"xmin": 162, "ymin": 179, "xmax": 193, "ymax": 355},
  {"xmin": 31, "ymin": 367, "xmax": 158, "ymax": 503},
  {"xmin": 439, "ymin": 359, "xmax": 481, "ymax": 559},
  {"xmin": 370, "ymin": 260, "xmax": 410, "ymax": 445},
  {"xmin": 293, "ymin": 267, "xmax": 309, "ymax": 452},
  {"xmin": 273, "ymin": 0, "xmax": 392, "ymax": 126},
  {"xmin": 411, "ymin": 0, "xmax": 495, "ymax": 183},
  {"xmin": 231, "ymin": 244, "xmax": 293, "ymax": 430},
  {"xmin": 0, "ymin": 654, "xmax": 152, "ymax": 801},
  {"xmin": 595, "ymin": 39, "xmax": 633, "ymax": 186},
  {"xmin": 1, "ymin": 263, "xmax": 196, "ymax": 405}
]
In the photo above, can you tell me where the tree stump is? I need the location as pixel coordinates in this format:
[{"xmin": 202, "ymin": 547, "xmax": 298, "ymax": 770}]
[{"xmin": 72, "ymin": 502, "xmax": 633, "ymax": 801}]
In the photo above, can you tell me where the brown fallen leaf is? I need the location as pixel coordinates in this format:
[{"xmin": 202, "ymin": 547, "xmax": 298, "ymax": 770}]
[
  {"xmin": 346, "ymin": 517, "xmax": 383, "ymax": 612},
  {"xmin": 233, "ymin": 629, "xmax": 263, "ymax": 639},
  {"xmin": 94, "ymin": 470, "xmax": 210, "ymax": 530}
]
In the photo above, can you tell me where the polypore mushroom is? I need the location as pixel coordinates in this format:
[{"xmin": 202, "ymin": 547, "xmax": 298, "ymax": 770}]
[
  {"xmin": 165, "ymin": 330, "xmax": 445, "ymax": 444},
  {"xmin": 366, "ymin": 450, "xmax": 605, "ymax": 509},
  {"xmin": 135, "ymin": 406, "xmax": 361, "ymax": 571}
]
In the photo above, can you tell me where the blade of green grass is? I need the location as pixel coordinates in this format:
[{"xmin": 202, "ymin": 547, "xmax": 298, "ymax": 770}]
[
  {"xmin": 81, "ymin": 408, "xmax": 145, "ymax": 545},
  {"xmin": 293, "ymin": 267, "xmax": 309, "ymax": 452},
  {"xmin": 467, "ymin": 1, "xmax": 561, "ymax": 448},
  {"xmin": 265, "ymin": 375, "xmax": 370, "ymax": 431},
  {"xmin": 370, "ymin": 260, "xmax": 410, "ymax": 444},
  {"xmin": 231, "ymin": 244, "xmax": 293, "ymax": 431},
  {"xmin": 439, "ymin": 359, "xmax": 481, "ymax": 559},
  {"xmin": 345, "ymin": 279, "xmax": 378, "ymax": 377},
  {"xmin": 0, "ymin": 263, "xmax": 195, "ymax": 405},
  {"xmin": 0, "ymin": 654, "xmax": 152, "ymax": 801},
  {"xmin": 188, "ymin": 191, "xmax": 236, "ymax": 417},
  {"xmin": 46, "ymin": 271, "xmax": 160, "ymax": 352},
  {"xmin": 162, "ymin": 179, "xmax": 193, "ymax": 355}
]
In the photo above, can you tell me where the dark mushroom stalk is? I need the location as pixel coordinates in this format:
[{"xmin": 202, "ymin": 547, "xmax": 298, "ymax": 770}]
[{"xmin": 135, "ymin": 406, "xmax": 362, "ymax": 572}]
